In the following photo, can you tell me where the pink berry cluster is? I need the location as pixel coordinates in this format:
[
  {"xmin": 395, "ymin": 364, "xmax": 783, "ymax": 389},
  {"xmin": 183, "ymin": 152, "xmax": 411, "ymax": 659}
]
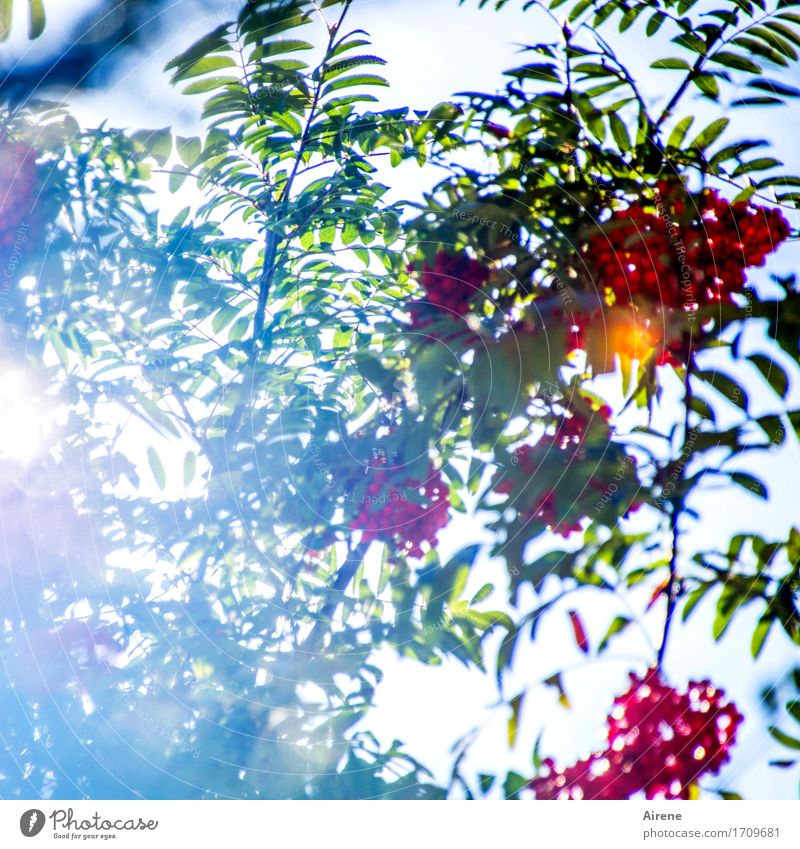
[
  {"xmin": 531, "ymin": 669, "xmax": 743, "ymax": 800},
  {"xmin": 494, "ymin": 409, "xmax": 639, "ymax": 536},
  {"xmin": 349, "ymin": 466, "xmax": 450, "ymax": 558},
  {"xmin": 412, "ymin": 250, "xmax": 490, "ymax": 315}
]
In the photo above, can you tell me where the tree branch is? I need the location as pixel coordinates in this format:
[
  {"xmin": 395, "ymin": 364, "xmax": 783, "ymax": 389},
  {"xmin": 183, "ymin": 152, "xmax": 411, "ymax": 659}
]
[{"xmin": 657, "ymin": 337, "xmax": 695, "ymax": 669}]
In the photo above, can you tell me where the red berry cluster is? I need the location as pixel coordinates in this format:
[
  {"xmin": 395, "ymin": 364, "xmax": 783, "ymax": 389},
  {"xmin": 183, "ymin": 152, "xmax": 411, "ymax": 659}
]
[
  {"xmin": 349, "ymin": 466, "xmax": 450, "ymax": 558},
  {"xmin": 495, "ymin": 410, "xmax": 633, "ymax": 537},
  {"xmin": 588, "ymin": 184, "xmax": 789, "ymax": 310},
  {"xmin": 531, "ymin": 669, "xmax": 743, "ymax": 800},
  {"xmin": 0, "ymin": 139, "xmax": 39, "ymax": 252},
  {"xmin": 412, "ymin": 251, "xmax": 490, "ymax": 314}
]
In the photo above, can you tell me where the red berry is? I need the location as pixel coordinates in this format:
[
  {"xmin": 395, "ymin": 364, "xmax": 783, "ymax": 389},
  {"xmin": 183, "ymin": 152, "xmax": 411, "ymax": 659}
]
[
  {"xmin": 530, "ymin": 670, "xmax": 743, "ymax": 800},
  {"xmin": 411, "ymin": 251, "xmax": 489, "ymax": 315}
]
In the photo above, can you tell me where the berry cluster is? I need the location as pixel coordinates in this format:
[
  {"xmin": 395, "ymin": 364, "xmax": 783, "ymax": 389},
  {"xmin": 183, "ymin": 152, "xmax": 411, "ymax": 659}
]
[
  {"xmin": 531, "ymin": 670, "xmax": 743, "ymax": 800},
  {"xmin": 588, "ymin": 184, "xmax": 789, "ymax": 310},
  {"xmin": 349, "ymin": 466, "xmax": 450, "ymax": 558},
  {"xmin": 0, "ymin": 139, "xmax": 39, "ymax": 253},
  {"xmin": 412, "ymin": 251, "xmax": 490, "ymax": 315},
  {"xmin": 494, "ymin": 409, "xmax": 639, "ymax": 537}
]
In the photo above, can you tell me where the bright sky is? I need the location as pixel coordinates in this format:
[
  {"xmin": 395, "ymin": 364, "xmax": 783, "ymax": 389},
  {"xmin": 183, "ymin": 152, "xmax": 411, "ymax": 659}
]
[{"xmin": 3, "ymin": 0, "xmax": 800, "ymax": 799}]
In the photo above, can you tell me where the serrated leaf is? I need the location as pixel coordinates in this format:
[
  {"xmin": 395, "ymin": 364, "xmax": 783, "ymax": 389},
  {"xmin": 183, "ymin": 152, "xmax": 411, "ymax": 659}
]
[
  {"xmin": 165, "ymin": 24, "xmax": 231, "ymax": 74},
  {"xmin": 173, "ymin": 55, "xmax": 238, "ymax": 83},
  {"xmin": 690, "ymin": 117, "xmax": 729, "ymax": 150},
  {"xmin": 321, "ymin": 73, "xmax": 389, "ymax": 97}
]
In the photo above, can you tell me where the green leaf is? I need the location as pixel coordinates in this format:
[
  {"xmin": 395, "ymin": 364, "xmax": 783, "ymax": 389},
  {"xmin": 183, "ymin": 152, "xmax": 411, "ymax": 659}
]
[
  {"xmin": 690, "ymin": 117, "xmax": 729, "ymax": 150},
  {"xmin": 0, "ymin": 0, "xmax": 11, "ymax": 41},
  {"xmin": 756, "ymin": 414, "xmax": 787, "ymax": 445},
  {"xmin": 751, "ymin": 615, "xmax": 774, "ymax": 657},
  {"xmin": 131, "ymin": 128, "xmax": 173, "ymax": 167},
  {"xmin": 608, "ymin": 113, "xmax": 631, "ymax": 151},
  {"xmin": 169, "ymin": 166, "xmax": 190, "ymax": 193},
  {"xmin": 503, "ymin": 771, "xmax": 528, "ymax": 800},
  {"xmin": 682, "ymin": 583, "xmax": 712, "ymax": 622},
  {"xmin": 165, "ymin": 24, "xmax": 231, "ymax": 74},
  {"xmin": 769, "ymin": 726, "xmax": 800, "ymax": 749},
  {"xmin": 651, "ymin": 57, "xmax": 692, "ymax": 70},
  {"xmin": 470, "ymin": 583, "xmax": 494, "ymax": 605},
  {"xmin": 692, "ymin": 73, "xmax": 720, "ymax": 99},
  {"xmin": 598, "ymin": 615, "xmax": 632, "ymax": 652},
  {"xmin": 147, "ymin": 446, "xmax": 167, "ymax": 491},
  {"xmin": 749, "ymin": 354, "xmax": 790, "ymax": 398},
  {"xmin": 508, "ymin": 693, "xmax": 523, "ymax": 748},
  {"xmin": 667, "ymin": 115, "xmax": 694, "ymax": 149},
  {"xmin": 732, "ymin": 157, "xmax": 783, "ymax": 175},
  {"xmin": 256, "ymin": 38, "xmax": 313, "ymax": 58},
  {"xmin": 695, "ymin": 369, "xmax": 748, "ymax": 411},
  {"xmin": 183, "ymin": 451, "xmax": 197, "ymax": 487},
  {"xmin": 710, "ymin": 51, "xmax": 762, "ymax": 73},
  {"xmin": 730, "ymin": 472, "xmax": 768, "ymax": 500},
  {"xmin": 646, "ymin": 11, "xmax": 667, "ymax": 36},
  {"xmin": 506, "ymin": 62, "xmax": 561, "ymax": 83},
  {"xmin": 748, "ymin": 77, "xmax": 800, "ymax": 97},
  {"xmin": 176, "ymin": 136, "xmax": 202, "ymax": 167},
  {"xmin": 544, "ymin": 673, "xmax": 571, "ymax": 709},
  {"xmin": 478, "ymin": 773, "xmax": 495, "ymax": 793},
  {"xmin": 321, "ymin": 74, "xmax": 389, "ymax": 97},
  {"xmin": 28, "ymin": 0, "xmax": 45, "ymax": 39},
  {"xmin": 173, "ymin": 55, "xmax": 238, "ymax": 83}
]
